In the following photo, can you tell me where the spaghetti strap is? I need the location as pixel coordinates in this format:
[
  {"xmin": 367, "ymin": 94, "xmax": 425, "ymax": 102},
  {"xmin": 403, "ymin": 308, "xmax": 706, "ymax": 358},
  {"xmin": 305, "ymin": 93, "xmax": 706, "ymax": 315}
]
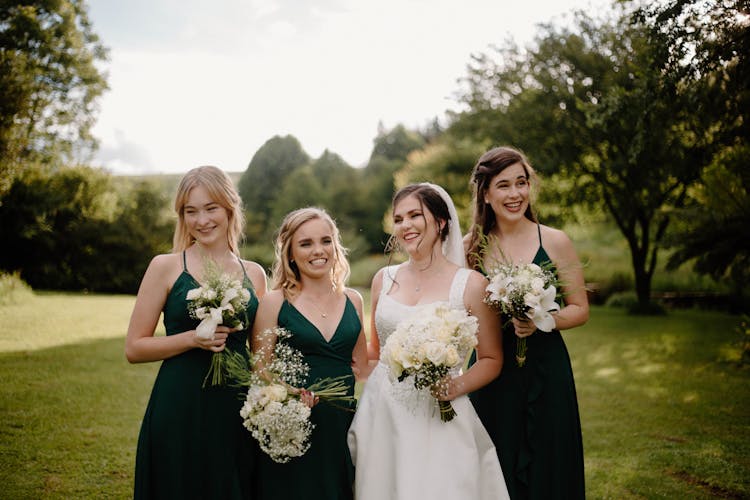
[
  {"xmin": 236, "ymin": 255, "xmax": 249, "ymax": 280},
  {"xmin": 182, "ymin": 250, "xmax": 187, "ymax": 272},
  {"xmin": 537, "ymin": 223, "xmax": 543, "ymax": 246}
]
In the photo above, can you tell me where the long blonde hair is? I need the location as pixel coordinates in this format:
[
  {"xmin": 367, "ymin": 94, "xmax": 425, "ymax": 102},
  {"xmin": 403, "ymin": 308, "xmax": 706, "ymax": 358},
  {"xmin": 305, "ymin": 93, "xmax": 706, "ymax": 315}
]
[
  {"xmin": 271, "ymin": 207, "xmax": 350, "ymax": 299},
  {"xmin": 172, "ymin": 166, "xmax": 245, "ymax": 253}
]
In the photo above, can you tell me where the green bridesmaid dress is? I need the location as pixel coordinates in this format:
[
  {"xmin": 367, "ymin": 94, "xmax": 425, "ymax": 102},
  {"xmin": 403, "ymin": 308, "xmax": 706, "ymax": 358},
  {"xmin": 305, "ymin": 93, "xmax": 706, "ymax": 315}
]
[
  {"xmin": 134, "ymin": 252, "xmax": 259, "ymax": 500},
  {"xmin": 256, "ymin": 297, "xmax": 359, "ymax": 500},
  {"xmin": 470, "ymin": 228, "xmax": 585, "ymax": 500}
]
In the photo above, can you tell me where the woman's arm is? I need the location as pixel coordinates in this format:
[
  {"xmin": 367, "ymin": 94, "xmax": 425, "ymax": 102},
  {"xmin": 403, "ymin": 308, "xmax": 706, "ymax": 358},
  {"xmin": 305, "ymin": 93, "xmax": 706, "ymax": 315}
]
[
  {"xmin": 442, "ymin": 271, "xmax": 503, "ymax": 399},
  {"xmin": 250, "ymin": 289, "xmax": 285, "ymax": 368},
  {"xmin": 544, "ymin": 226, "xmax": 589, "ymax": 331},
  {"xmin": 346, "ymin": 288, "xmax": 373, "ymax": 381},
  {"xmin": 366, "ymin": 269, "xmax": 384, "ymax": 361},
  {"xmin": 125, "ymin": 254, "xmax": 228, "ymax": 363}
]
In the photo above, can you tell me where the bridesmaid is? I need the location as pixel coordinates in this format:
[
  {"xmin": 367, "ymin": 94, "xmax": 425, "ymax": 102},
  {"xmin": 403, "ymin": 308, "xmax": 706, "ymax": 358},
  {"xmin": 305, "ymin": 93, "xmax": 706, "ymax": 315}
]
[
  {"xmin": 252, "ymin": 207, "xmax": 369, "ymax": 500},
  {"xmin": 125, "ymin": 165, "xmax": 267, "ymax": 499},
  {"xmin": 465, "ymin": 146, "xmax": 589, "ymax": 499}
]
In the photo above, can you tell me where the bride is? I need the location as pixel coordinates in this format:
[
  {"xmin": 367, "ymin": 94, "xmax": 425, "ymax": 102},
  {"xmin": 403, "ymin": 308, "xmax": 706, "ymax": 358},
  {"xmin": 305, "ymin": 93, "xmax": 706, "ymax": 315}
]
[{"xmin": 348, "ymin": 183, "xmax": 510, "ymax": 499}]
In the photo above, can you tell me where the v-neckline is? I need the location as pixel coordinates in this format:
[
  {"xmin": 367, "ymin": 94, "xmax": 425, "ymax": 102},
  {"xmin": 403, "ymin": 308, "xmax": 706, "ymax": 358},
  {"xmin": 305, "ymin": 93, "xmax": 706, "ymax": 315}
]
[{"xmin": 287, "ymin": 297, "xmax": 350, "ymax": 344}]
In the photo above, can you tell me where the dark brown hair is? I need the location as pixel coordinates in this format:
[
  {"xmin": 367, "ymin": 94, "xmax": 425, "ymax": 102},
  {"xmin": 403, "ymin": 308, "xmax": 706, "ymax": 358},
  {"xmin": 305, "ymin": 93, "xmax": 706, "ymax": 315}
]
[{"xmin": 466, "ymin": 146, "xmax": 538, "ymax": 270}]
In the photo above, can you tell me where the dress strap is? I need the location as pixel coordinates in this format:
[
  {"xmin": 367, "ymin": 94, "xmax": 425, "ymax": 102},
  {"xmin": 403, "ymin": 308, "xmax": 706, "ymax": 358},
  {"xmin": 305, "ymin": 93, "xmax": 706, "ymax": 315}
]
[
  {"xmin": 380, "ymin": 264, "xmax": 400, "ymax": 298},
  {"xmin": 236, "ymin": 255, "xmax": 249, "ymax": 280},
  {"xmin": 537, "ymin": 223, "xmax": 543, "ymax": 246},
  {"xmin": 182, "ymin": 250, "xmax": 187, "ymax": 272},
  {"xmin": 448, "ymin": 268, "xmax": 471, "ymax": 309}
]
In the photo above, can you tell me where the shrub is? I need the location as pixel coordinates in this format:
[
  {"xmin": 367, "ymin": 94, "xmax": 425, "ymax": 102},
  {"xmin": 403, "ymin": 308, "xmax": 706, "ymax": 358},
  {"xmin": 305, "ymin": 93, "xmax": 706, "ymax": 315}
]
[{"xmin": 0, "ymin": 271, "xmax": 33, "ymax": 305}]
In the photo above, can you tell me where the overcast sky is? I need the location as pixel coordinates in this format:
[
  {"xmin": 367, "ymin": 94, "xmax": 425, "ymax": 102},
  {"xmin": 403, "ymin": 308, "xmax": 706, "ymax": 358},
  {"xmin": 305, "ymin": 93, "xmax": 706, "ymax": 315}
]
[{"xmin": 87, "ymin": 0, "xmax": 610, "ymax": 175}]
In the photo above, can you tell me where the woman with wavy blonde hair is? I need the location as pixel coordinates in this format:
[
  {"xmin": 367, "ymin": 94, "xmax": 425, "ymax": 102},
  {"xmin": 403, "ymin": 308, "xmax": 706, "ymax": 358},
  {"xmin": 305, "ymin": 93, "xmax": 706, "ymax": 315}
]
[
  {"xmin": 253, "ymin": 207, "xmax": 369, "ymax": 500},
  {"xmin": 126, "ymin": 165, "xmax": 267, "ymax": 499}
]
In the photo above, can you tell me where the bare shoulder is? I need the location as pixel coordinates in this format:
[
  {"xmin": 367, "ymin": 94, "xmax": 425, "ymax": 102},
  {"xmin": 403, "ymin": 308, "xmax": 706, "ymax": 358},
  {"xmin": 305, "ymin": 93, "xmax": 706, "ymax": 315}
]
[
  {"xmin": 259, "ymin": 288, "xmax": 285, "ymax": 307},
  {"xmin": 241, "ymin": 259, "xmax": 268, "ymax": 290},
  {"xmin": 147, "ymin": 252, "xmax": 184, "ymax": 281},
  {"xmin": 464, "ymin": 268, "xmax": 489, "ymax": 295},
  {"xmin": 539, "ymin": 225, "xmax": 576, "ymax": 255},
  {"xmin": 344, "ymin": 287, "xmax": 364, "ymax": 309}
]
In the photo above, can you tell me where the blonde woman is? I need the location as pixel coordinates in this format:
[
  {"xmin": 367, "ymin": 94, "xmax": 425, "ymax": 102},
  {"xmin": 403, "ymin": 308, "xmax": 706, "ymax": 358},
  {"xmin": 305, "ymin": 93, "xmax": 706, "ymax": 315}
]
[
  {"xmin": 125, "ymin": 166, "xmax": 267, "ymax": 499},
  {"xmin": 253, "ymin": 207, "xmax": 369, "ymax": 500}
]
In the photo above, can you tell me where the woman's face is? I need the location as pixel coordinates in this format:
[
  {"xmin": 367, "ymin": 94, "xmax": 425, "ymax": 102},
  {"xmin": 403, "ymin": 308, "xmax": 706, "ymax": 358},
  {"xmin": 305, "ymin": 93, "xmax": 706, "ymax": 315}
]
[
  {"xmin": 484, "ymin": 162, "xmax": 530, "ymax": 223},
  {"xmin": 393, "ymin": 193, "xmax": 442, "ymax": 257},
  {"xmin": 290, "ymin": 217, "xmax": 335, "ymax": 280},
  {"xmin": 184, "ymin": 184, "xmax": 229, "ymax": 247}
]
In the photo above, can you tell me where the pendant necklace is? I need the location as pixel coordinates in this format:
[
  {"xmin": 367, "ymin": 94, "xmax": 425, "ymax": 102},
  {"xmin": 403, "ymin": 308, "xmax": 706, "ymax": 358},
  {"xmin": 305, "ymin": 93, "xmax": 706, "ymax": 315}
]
[{"xmin": 303, "ymin": 290, "xmax": 334, "ymax": 318}]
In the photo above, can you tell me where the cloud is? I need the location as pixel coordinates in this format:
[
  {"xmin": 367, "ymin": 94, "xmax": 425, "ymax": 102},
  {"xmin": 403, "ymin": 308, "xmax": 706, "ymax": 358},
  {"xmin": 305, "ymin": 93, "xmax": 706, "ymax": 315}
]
[{"xmin": 95, "ymin": 129, "xmax": 155, "ymax": 175}]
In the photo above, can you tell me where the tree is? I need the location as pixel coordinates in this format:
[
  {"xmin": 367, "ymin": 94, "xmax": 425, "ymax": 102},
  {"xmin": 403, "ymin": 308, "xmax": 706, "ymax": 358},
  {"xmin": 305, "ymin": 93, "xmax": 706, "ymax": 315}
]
[
  {"xmin": 640, "ymin": 0, "xmax": 750, "ymax": 297},
  {"xmin": 238, "ymin": 135, "xmax": 310, "ymax": 239},
  {"xmin": 0, "ymin": 0, "xmax": 108, "ymax": 194},
  {"xmin": 395, "ymin": 136, "xmax": 488, "ymax": 229},
  {"xmin": 370, "ymin": 123, "xmax": 425, "ymax": 163},
  {"xmin": 451, "ymin": 8, "xmax": 710, "ymax": 312}
]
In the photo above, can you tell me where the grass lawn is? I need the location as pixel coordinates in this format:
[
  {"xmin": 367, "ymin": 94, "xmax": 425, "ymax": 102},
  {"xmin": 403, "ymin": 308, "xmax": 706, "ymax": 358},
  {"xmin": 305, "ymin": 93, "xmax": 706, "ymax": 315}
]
[{"xmin": 0, "ymin": 293, "xmax": 748, "ymax": 498}]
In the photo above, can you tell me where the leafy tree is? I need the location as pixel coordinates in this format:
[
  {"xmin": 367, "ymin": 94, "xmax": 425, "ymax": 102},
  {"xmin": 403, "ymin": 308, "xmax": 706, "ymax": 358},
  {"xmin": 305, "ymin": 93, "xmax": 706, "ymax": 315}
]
[
  {"xmin": 370, "ymin": 123, "xmax": 425, "ymax": 163},
  {"xmin": 451, "ymin": 8, "xmax": 710, "ymax": 312},
  {"xmin": 395, "ymin": 136, "xmax": 488, "ymax": 229},
  {"xmin": 0, "ymin": 166, "xmax": 172, "ymax": 292},
  {"xmin": 640, "ymin": 0, "xmax": 749, "ymax": 298},
  {"xmin": 238, "ymin": 135, "xmax": 310, "ymax": 240},
  {"xmin": 0, "ymin": 0, "xmax": 108, "ymax": 194}
]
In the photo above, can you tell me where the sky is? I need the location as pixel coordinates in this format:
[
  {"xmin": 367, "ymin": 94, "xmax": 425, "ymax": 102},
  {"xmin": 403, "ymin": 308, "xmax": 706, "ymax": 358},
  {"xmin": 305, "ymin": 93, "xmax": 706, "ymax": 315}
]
[{"xmin": 87, "ymin": 0, "xmax": 610, "ymax": 175}]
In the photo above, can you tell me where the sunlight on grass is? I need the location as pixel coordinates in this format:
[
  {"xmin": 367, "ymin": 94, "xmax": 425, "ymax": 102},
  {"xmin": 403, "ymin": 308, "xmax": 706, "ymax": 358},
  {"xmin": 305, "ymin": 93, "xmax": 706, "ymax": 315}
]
[
  {"xmin": 0, "ymin": 292, "xmax": 166, "ymax": 353},
  {"xmin": 1, "ymin": 295, "xmax": 748, "ymax": 499}
]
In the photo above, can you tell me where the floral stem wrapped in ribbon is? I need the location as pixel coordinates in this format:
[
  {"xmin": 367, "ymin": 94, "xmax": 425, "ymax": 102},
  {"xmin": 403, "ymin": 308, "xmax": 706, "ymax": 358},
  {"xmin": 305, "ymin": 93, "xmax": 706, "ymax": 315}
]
[
  {"xmin": 484, "ymin": 261, "xmax": 561, "ymax": 367},
  {"xmin": 382, "ymin": 302, "xmax": 479, "ymax": 422},
  {"xmin": 224, "ymin": 327, "xmax": 355, "ymax": 463},
  {"xmin": 186, "ymin": 258, "xmax": 251, "ymax": 387}
]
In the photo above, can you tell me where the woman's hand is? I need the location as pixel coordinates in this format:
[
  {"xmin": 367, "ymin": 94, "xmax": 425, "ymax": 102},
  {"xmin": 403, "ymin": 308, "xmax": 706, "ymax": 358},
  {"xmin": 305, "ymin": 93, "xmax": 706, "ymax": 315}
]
[
  {"xmin": 431, "ymin": 376, "xmax": 464, "ymax": 402},
  {"xmin": 299, "ymin": 389, "xmax": 320, "ymax": 408},
  {"xmin": 192, "ymin": 325, "xmax": 232, "ymax": 352},
  {"xmin": 512, "ymin": 317, "xmax": 538, "ymax": 338}
]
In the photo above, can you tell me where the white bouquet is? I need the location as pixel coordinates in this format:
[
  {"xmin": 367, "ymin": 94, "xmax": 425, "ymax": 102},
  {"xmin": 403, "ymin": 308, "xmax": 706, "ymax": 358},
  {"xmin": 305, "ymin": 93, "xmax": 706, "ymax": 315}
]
[
  {"xmin": 239, "ymin": 382, "xmax": 314, "ymax": 463},
  {"xmin": 224, "ymin": 327, "xmax": 355, "ymax": 463},
  {"xmin": 382, "ymin": 302, "xmax": 478, "ymax": 422},
  {"xmin": 485, "ymin": 262, "xmax": 561, "ymax": 366},
  {"xmin": 186, "ymin": 259, "xmax": 251, "ymax": 387}
]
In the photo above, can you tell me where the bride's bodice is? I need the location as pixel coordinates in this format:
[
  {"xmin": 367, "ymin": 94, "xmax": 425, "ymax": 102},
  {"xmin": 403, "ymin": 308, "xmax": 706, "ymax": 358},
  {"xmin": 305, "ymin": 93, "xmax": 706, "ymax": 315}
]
[{"xmin": 375, "ymin": 264, "xmax": 471, "ymax": 353}]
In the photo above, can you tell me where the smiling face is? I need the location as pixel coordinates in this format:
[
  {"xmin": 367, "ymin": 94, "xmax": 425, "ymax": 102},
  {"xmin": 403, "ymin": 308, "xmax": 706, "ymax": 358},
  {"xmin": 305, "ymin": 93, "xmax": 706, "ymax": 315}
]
[
  {"xmin": 484, "ymin": 162, "xmax": 530, "ymax": 223},
  {"xmin": 392, "ymin": 193, "xmax": 443, "ymax": 258},
  {"xmin": 183, "ymin": 184, "xmax": 229, "ymax": 248},
  {"xmin": 290, "ymin": 217, "xmax": 335, "ymax": 280}
]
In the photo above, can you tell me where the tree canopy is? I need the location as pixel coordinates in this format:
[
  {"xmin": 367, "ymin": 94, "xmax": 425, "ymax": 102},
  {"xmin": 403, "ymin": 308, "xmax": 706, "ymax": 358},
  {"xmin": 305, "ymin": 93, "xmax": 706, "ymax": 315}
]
[
  {"xmin": 450, "ymin": 5, "xmax": 721, "ymax": 311},
  {"xmin": 0, "ymin": 0, "xmax": 108, "ymax": 194}
]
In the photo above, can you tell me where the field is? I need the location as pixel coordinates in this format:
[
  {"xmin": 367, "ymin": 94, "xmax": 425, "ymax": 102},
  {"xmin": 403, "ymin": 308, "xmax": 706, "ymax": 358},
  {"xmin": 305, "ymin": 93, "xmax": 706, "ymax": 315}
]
[{"xmin": 0, "ymin": 292, "xmax": 748, "ymax": 498}]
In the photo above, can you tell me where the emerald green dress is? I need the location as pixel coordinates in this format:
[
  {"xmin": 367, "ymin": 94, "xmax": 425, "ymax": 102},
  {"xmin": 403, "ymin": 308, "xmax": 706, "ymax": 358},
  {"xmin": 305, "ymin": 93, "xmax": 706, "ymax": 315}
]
[
  {"xmin": 469, "ymin": 234, "xmax": 585, "ymax": 500},
  {"xmin": 134, "ymin": 253, "xmax": 259, "ymax": 500},
  {"xmin": 256, "ymin": 298, "xmax": 359, "ymax": 500}
]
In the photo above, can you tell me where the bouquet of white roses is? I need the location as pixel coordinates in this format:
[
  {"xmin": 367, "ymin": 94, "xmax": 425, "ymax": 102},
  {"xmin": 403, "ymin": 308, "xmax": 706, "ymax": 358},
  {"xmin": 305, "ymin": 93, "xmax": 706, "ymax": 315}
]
[
  {"xmin": 224, "ymin": 327, "xmax": 355, "ymax": 463},
  {"xmin": 186, "ymin": 259, "xmax": 251, "ymax": 387},
  {"xmin": 382, "ymin": 302, "xmax": 478, "ymax": 422},
  {"xmin": 485, "ymin": 261, "xmax": 561, "ymax": 367}
]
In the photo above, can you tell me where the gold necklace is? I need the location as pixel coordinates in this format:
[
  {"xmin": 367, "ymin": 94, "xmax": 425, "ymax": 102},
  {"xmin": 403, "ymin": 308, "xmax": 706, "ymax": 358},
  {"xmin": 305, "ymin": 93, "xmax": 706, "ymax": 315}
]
[{"xmin": 301, "ymin": 291, "xmax": 334, "ymax": 318}]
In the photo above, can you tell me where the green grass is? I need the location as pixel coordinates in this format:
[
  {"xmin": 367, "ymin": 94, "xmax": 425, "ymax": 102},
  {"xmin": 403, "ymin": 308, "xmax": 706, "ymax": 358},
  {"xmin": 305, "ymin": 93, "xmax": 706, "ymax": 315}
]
[{"xmin": 0, "ymin": 293, "xmax": 748, "ymax": 498}]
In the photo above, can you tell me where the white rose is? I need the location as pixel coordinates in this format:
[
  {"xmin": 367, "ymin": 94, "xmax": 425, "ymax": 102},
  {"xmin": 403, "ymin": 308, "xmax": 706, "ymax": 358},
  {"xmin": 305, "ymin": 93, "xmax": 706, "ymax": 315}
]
[
  {"xmin": 444, "ymin": 345, "xmax": 460, "ymax": 367},
  {"xmin": 423, "ymin": 342, "xmax": 447, "ymax": 366},
  {"xmin": 266, "ymin": 384, "xmax": 288, "ymax": 402},
  {"xmin": 186, "ymin": 287, "xmax": 202, "ymax": 301}
]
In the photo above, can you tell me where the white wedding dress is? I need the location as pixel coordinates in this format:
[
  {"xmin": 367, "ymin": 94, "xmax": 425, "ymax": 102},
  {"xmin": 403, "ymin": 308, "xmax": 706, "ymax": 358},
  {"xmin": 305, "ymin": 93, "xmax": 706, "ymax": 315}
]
[{"xmin": 348, "ymin": 264, "xmax": 510, "ymax": 500}]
